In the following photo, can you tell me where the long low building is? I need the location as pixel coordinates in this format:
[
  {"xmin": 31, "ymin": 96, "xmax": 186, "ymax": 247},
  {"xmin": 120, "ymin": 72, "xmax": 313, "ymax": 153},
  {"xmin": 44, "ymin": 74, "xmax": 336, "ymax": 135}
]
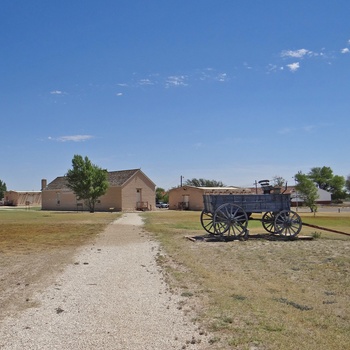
[
  {"xmin": 3, "ymin": 191, "xmax": 41, "ymax": 206},
  {"xmin": 168, "ymin": 186, "xmax": 252, "ymax": 211}
]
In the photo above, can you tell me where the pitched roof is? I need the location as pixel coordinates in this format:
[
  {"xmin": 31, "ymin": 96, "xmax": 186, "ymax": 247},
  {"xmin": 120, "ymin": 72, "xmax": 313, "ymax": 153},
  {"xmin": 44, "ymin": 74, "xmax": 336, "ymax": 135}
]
[
  {"xmin": 107, "ymin": 169, "xmax": 140, "ymax": 186},
  {"xmin": 45, "ymin": 169, "xmax": 141, "ymax": 190},
  {"xmin": 45, "ymin": 176, "xmax": 69, "ymax": 190}
]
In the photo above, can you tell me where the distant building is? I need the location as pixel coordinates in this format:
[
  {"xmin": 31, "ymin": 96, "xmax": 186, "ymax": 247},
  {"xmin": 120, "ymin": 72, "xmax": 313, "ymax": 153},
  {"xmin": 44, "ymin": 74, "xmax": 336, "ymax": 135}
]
[
  {"xmin": 289, "ymin": 187, "xmax": 332, "ymax": 206},
  {"xmin": 239, "ymin": 185, "xmax": 332, "ymax": 206},
  {"xmin": 168, "ymin": 186, "xmax": 251, "ymax": 211},
  {"xmin": 3, "ymin": 191, "xmax": 41, "ymax": 206},
  {"xmin": 42, "ymin": 169, "xmax": 156, "ymax": 212}
]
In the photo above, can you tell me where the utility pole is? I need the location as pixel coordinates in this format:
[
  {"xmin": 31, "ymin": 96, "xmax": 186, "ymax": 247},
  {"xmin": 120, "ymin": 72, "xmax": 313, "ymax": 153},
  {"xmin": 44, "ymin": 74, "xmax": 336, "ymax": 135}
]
[
  {"xmin": 254, "ymin": 180, "xmax": 258, "ymax": 194},
  {"xmin": 180, "ymin": 175, "xmax": 184, "ymax": 187}
]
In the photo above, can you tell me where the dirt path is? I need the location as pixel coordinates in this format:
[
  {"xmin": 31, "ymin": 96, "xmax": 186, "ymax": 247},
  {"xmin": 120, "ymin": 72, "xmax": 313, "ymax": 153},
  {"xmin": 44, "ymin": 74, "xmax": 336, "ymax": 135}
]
[{"xmin": 0, "ymin": 213, "xmax": 208, "ymax": 349}]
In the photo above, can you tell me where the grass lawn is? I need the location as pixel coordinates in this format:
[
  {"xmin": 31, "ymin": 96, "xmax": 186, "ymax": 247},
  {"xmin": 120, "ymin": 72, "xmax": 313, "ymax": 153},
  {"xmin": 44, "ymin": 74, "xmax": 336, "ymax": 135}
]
[
  {"xmin": 142, "ymin": 210, "xmax": 350, "ymax": 350},
  {"xmin": 0, "ymin": 208, "xmax": 120, "ymax": 254}
]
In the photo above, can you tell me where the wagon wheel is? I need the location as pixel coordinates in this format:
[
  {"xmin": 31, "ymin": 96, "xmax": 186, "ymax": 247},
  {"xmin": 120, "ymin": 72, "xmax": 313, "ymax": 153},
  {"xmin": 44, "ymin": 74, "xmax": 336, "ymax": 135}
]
[
  {"xmin": 214, "ymin": 203, "xmax": 248, "ymax": 238},
  {"xmin": 274, "ymin": 210, "xmax": 302, "ymax": 238},
  {"xmin": 200, "ymin": 210, "xmax": 228, "ymax": 235},
  {"xmin": 200, "ymin": 211, "xmax": 215, "ymax": 234},
  {"xmin": 262, "ymin": 212, "xmax": 278, "ymax": 234}
]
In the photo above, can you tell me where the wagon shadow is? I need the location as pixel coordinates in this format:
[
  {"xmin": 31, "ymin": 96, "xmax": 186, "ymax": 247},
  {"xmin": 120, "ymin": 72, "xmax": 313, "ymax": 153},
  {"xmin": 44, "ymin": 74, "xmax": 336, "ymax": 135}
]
[{"xmin": 186, "ymin": 233, "xmax": 312, "ymax": 243}]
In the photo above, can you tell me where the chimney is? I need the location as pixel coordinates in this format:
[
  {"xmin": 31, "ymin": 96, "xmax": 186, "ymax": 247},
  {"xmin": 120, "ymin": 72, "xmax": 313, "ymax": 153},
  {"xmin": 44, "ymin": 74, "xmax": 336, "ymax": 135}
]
[{"xmin": 41, "ymin": 179, "xmax": 47, "ymax": 191}]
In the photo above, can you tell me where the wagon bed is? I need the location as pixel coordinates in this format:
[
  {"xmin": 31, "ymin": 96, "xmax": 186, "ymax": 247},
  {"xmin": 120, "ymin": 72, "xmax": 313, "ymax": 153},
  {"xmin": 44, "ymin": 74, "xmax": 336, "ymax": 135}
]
[{"xmin": 203, "ymin": 193, "xmax": 291, "ymax": 214}]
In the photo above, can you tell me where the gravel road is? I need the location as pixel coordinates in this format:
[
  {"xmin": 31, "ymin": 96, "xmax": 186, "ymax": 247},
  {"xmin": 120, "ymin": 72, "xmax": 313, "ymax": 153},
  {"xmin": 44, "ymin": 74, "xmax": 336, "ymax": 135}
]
[{"xmin": 0, "ymin": 213, "xmax": 208, "ymax": 349}]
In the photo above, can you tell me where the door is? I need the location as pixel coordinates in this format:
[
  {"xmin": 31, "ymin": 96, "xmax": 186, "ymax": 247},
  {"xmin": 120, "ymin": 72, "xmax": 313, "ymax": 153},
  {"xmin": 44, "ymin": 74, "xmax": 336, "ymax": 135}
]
[
  {"xmin": 136, "ymin": 188, "xmax": 142, "ymax": 209},
  {"xmin": 182, "ymin": 194, "xmax": 189, "ymax": 209}
]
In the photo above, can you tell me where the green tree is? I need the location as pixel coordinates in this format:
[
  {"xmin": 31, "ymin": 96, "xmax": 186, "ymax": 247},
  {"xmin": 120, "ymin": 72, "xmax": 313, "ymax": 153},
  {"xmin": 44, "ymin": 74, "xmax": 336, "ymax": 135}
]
[
  {"xmin": 0, "ymin": 180, "xmax": 7, "ymax": 199},
  {"xmin": 156, "ymin": 187, "xmax": 168, "ymax": 203},
  {"xmin": 66, "ymin": 155, "xmax": 109, "ymax": 213},
  {"xmin": 294, "ymin": 172, "xmax": 319, "ymax": 212},
  {"xmin": 308, "ymin": 166, "xmax": 334, "ymax": 190},
  {"xmin": 272, "ymin": 176, "xmax": 286, "ymax": 187},
  {"xmin": 346, "ymin": 175, "xmax": 350, "ymax": 194},
  {"xmin": 308, "ymin": 166, "xmax": 346, "ymax": 200},
  {"xmin": 184, "ymin": 178, "xmax": 225, "ymax": 187},
  {"xmin": 329, "ymin": 175, "xmax": 346, "ymax": 201}
]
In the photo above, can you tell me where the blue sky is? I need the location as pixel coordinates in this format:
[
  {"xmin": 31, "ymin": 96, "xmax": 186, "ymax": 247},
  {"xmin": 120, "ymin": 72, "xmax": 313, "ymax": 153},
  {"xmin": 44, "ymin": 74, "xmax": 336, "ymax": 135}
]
[{"xmin": 1, "ymin": 0, "xmax": 350, "ymax": 191}]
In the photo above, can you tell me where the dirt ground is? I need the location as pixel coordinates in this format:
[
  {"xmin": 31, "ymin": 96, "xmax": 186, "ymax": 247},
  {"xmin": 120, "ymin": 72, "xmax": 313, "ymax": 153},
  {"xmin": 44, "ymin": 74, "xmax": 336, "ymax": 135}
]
[
  {"xmin": 0, "ymin": 246, "xmax": 84, "ymax": 321},
  {"xmin": 0, "ymin": 213, "xmax": 143, "ymax": 321}
]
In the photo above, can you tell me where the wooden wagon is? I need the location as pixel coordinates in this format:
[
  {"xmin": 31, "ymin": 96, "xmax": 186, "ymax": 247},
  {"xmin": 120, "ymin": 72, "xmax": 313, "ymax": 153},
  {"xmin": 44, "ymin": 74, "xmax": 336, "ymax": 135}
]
[{"xmin": 200, "ymin": 181, "xmax": 302, "ymax": 239}]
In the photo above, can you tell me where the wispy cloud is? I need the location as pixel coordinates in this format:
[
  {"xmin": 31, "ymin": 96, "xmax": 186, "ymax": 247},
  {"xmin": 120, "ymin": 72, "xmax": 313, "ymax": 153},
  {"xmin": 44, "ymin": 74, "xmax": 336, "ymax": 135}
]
[
  {"xmin": 138, "ymin": 78, "xmax": 155, "ymax": 86},
  {"xmin": 286, "ymin": 62, "xmax": 300, "ymax": 72},
  {"xmin": 278, "ymin": 124, "xmax": 320, "ymax": 135},
  {"xmin": 302, "ymin": 125, "xmax": 316, "ymax": 132},
  {"xmin": 243, "ymin": 62, "xmax": 252, "ymax": 69},
  {"xmin": 50, "ymin": 90, "xmax": 67, "ymax": 95},
  {"xmin": 165, "ymin": 75, "xmax": 188, "ymax": 88},
  {"xmin": 56, "ymin": 38, "xmax": 350, "ymax": 96},
  {"xmin": 197, "ymin": 68, "xmax": 229, "ymax": 82},
  {"xmin": 281, "ymin": 49, "xmax": 313, "ymax": 58},
  {"xmin": 215, "ymin": 73, "xmax": 229, "ymax": 82},
  {"xmin": 48, "ymin": 135, "xmax": 94, "ymax": 142},
  {"xmin": 266, "ymin": 64, "xmax": 284, "ymax": 73}
]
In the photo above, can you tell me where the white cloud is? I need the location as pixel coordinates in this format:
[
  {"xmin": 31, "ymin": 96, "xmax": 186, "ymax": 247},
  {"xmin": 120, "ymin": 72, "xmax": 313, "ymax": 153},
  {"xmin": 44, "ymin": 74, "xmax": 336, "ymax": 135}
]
[
  {"xmin": 138, "ymin": 79, "xmax": 154, "ymax": 86},
  {"xmin": 279, "ymin": 124, "xmax": 319, "ymax": 135},
  {"xmin": 48, "ymin": 135, "xmax": 94, "ymax": 142},
  {"xmin": 243, "ymin": 62, "xmax": 252, "ymax": 69},
  {"xmin": 50, "ymin": 90, "xmax": 66, "ymax": 95},
  {"xmin": 341, "ymin": 48, "xmax": 349, "ymax": 54},
  {"xmin": 197, "ymin": 68, "xmax": 229, "ymax": 82},
  {"xmin": 281, "ymin": 49, "xmax": 312, "ymax": 58},
  {"xmin": 266, "ymin": 64, "xmax": 284, "ymax": 73},
  {"xmin": 215, "ymin": 73, "xmax": 228, "ymax": 82},
  {"xmin": 116, "ymin": 92, "xmax": 123, "ymax": 96},
  {"xmin": 286, "ymin": 62, "xmax": 300, "ymax": 72},
  {"xmin": 165, "ymin": 75, "xmax": 188, "ymax": 88}
]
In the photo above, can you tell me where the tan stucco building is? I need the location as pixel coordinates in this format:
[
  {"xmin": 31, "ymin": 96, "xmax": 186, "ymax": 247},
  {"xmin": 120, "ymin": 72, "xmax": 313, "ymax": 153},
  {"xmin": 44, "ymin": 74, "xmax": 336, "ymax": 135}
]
[
  {"xmin": 4, "ymin": 191, "xmax": 41, "ymax": 206},
  {"xmin": 168, "ymin": 186, "xmax": 251, "ymax": 211},
  {"xmin": 42, "ymin": 169, "xmax": 156, "ymax": 212}
]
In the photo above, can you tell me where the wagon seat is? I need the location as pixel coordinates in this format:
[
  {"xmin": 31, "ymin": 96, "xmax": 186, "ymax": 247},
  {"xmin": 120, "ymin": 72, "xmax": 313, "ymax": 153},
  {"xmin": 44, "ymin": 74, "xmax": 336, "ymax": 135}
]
[{"xmin": 258, "ymin": 179, "xmax": 282, "ymax": 194}]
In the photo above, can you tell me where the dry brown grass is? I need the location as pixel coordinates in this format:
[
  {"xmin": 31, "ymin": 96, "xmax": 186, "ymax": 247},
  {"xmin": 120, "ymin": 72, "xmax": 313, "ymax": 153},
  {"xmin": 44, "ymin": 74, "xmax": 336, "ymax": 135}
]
[
  {"xmin": 143, "ymin": 210, "xmax": 350, "ymax": 350},
  {"xmin": 0, "ymin": 209, "xmax": 119, "ymax": 253}
]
